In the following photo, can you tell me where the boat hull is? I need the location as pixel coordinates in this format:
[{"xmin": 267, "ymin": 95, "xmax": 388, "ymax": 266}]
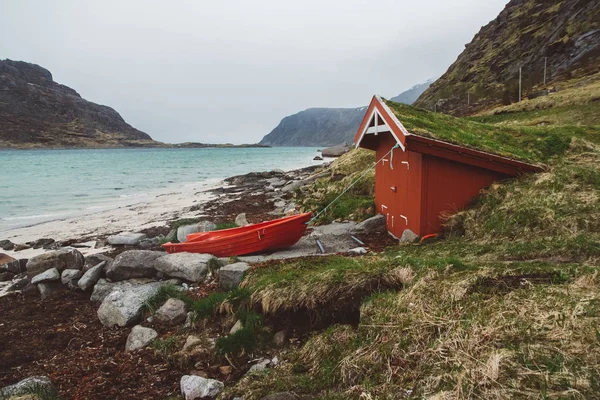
[{"xmin": 162, "ymin": 212, "xmax": 312, "ymax": 257}]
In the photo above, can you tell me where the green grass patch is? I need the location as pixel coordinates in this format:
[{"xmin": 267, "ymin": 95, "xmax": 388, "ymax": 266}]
[
  {"xmin": 384, "ymin": 99, "xmax": 600, "ymax": 164},
  {"xmin": 216, "ymin": 310, "xmax": 268, "ymax": 355},
  {"xmin": 151, "ymin": 337, "xmax": 180, "ymax": 357}
]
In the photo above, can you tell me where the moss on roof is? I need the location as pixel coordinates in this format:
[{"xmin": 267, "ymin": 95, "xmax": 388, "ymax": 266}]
[{"xmin": 383, "ymin": 99, "xmax": 600, "ymax": 164}]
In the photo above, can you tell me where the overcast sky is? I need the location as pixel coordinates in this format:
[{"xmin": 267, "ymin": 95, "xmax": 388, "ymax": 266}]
[{"xmin": 1, "ymin": 0, "xmax": 508, "ymax": 144}]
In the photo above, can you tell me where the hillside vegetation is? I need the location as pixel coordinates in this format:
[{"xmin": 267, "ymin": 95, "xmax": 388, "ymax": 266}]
[
  {"xmin": 415, "ymin": 0, "xmax": 600, "ymax": 115},
  {"xmin": 0, "ymin": 59, "xmax": 157, "ymax": 149},
  {"xmin": 216, "ymin": 136, "xmax": 600, "ymax": 400}
]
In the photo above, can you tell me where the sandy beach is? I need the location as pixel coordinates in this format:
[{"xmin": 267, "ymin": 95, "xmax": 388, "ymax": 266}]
[{"xmin": 1, "ymin": 178, "xmax": 227, "ymax": 259}]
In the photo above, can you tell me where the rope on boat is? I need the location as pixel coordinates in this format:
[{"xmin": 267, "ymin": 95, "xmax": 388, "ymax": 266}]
[{"xmin": 308, "ymin": 144, "xmax": 400, "ymax": 225}]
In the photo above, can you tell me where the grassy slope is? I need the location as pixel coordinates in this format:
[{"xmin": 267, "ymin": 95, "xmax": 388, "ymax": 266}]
[
  {"xmin": 216, "ymin": 104, "xmax": 600, "ymax": 398},
  {"xmin": 471, "ymin": 71, "xmax": 600, "ymax": 127},
  {"xmin": 383, "ymin": 99, "xmax": 600, "ymax": 164}
]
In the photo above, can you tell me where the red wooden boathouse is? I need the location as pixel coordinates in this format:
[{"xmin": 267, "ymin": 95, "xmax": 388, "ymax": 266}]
[{"xmin": 354, "ymin": 96, "xmax": 542, "ymax": 240}]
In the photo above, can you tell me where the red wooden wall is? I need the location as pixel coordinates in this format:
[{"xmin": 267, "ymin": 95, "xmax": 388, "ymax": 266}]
[{"xmin": 419, "ymin": 155, "xmax": 509, "ymax": 235}]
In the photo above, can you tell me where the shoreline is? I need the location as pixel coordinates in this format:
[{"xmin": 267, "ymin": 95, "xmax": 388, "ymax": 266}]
[{"xmin": 1, "ymin": 163, "xmax": 327, "ymax": 260}]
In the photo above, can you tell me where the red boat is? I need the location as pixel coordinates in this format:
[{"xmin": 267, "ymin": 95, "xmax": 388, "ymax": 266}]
[{"xmin": 162, "ymin": 212, "xmax": 312, "ymax": 257}]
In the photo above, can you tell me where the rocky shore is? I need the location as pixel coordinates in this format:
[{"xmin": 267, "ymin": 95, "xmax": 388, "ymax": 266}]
[{"xmin": 0, "ymin": 162, "xmax": 388, "ymax": 400}]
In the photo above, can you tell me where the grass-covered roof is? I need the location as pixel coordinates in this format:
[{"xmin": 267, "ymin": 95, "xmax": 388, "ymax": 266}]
[{"xmin": 383, "ymin": 99, "xmax": 600, "ymax": 164}]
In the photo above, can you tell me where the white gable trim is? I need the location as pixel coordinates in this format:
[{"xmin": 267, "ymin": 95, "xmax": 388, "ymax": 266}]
[
  {"xmin": 376, "ymin": 95, "xmax": 411, "ymax": 138},
  {"xmin": 355, "ymin": 102, "xmax": 406, "ymax": 151}
]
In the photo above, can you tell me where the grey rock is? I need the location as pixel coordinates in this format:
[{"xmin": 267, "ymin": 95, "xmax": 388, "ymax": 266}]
[
  {"xmin": 97, "ymin": 281, "xmax": 167, "ymax": 327},
  {"xmin": 13, "ymin": 243, "xmax": 31, "ymax": 251},
  {"xmin": 218, "ymin": 262, "xmax": 251, "ymax": 290},
  {"xmin": 0, "ymin": 271, "xmax": 14, "ymax": 282},
  {"xmin": 153, "ymin": 253, "xmax": 215, "ymax": 283},
  {"xmin": 235, "ymin": 213, "xmax": 249, "ymax": 227},
  {"xmin": 83, "ymin": 254, "xmax": 113, "ymax": 273},
  {"xmin": 281, "ymin": 180, "xmax": 303, "ymax": 193},
  {"xmin": 105, "ymin": 250, "xmax": 163, "ymax": 281},
  {"xmin": 273, "ymin": 330, "xmax": 287, "ymax": 346},
  {"xmin": 125, "ymin": 325, "xmax": 158, "ymax": 351},
  {"xmin": 31, "ymin": 267, "xmax": 60, "ymax": 284},
  {"xmin": 1, "ymin": 255, "xmax": 22, "ymax": 274},
  {"xmin": 347, "ymin": 247, "xmax": 367, "ymax": 255},
  {"xmin": 400, "ymin": 228, "xmax": 418, "ymax": 243},
  {"xmin": 90, "ymin": 278, "xmax": 154, "ymax": 302},
  {"xmin": 155, "ymin": 298, "xmax": 187, "ymax": 326},
  {"xmin": 313, "ymin": 156, "xmax": 323, "ymax": 161},
  {"xmin": 184, "ymin": 311, "xmax": 195, "ymax": 328},
  {"xmin": 265, "ymin": 177, "xmax": 287, "ymax": 187},
  {"xmin": 182, "ymin": 335, "xmax": 202, "ymax": 352},
  {"xmin": 0, "ymin": 239, "xmax": 15, "ymax": 251},
  {"xmin": 351, "ymin": 214, "xmax": 386, "ymax": 234},
  {"xmin": 107, "ymin": 232, "xmax": 147, "ymax": 246},
  {"xmin": 0, "ymin": 376, "xmax": 56, "ymax": 398},
  {"xmin": 177, "ymin": 221, "xmax": 216, "ymax": 242},
  {"xmin": 26, "ymin": 248, "xmax": 84, "ymax": 278},
  {"xmin": 248, "ymin": 358, "xmax": 270, "ymax": 374},
  {"xmin": 229, "ymin": 319, "xmax": 243, "ymax": 334},
  {"xmin": 38, "ymin": 282, "xmax": 62, "ymax": 300},
  {"xmin": 180, "ymin": 375, "xmax": 224, "ymax": 400},
  {"xmin": 78, "ymin": 261, "xmax": 106, "ymax": 291},
  {"xmin": 31, "ymin": 238, "xmax": 55, "ymax": 249},
  {"xmin": 10, "ymin": 276, "xmax": 29, "ymax": 291},
  {"xmin": 61, "ymin": 269, "xmax": 83, "ymax": 285},
  {"xmin": 322, "ymin": 145, "xmax": 350, "ymax": 158}
]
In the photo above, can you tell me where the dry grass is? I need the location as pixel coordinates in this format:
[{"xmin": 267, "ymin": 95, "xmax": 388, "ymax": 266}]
[
  {"xmin": 241, "ymin": 256, "xmax": 413, "ymax": 315},
  {"xmin": 478, "ymin": 72, "xmax": 600, "ymax": 118},
  {"xmin": 296, "ymin": 148, "xmax": 376, "ymax": 224}
]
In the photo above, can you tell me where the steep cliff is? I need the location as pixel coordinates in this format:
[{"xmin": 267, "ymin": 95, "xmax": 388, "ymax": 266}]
[
  {"xmin": 259, "ymin": 107, "xmax": 366, "ymax": 147},
  {"xmin": 0, "ymin": 59, "xmax": 157, "ymax": 148},
  {"xmin": 415, "ymin": 0, "xmax": 600, "ymax": 115}
]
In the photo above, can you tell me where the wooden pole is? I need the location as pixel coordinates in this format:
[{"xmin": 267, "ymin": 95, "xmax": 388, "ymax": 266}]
[{"xmin": 519, "ymin": 67, "xmax": 522, "ymax": 102}]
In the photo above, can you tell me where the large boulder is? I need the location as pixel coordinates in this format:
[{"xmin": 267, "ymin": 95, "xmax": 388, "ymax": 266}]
[
  {"xmin": 177, "ymin": 221, "xmax": 216, "ymax": 242},
  {"xmin": 31, "ymin": 268, "xmax": 60, "ymax": 284},
  {"xmin": 235, "ymin": 213, "xmax": 249, "ymax": 227},
  {"xmin": 0, "ymin": 240, "xmax": 15, "ymax": 251},
  {"xmin": 321, "ymin": 145, "xmax": 350, "ymax": 158},
  {"xmin": 180, "ymin": 375, "xmax": 223, "ymax": 400},
  {"xmin": 105, "ymin": 250, "xmax": 163, "ymax": 281},
  {"xmin": 107, "ymin": 232, "xmax": 147, "ymax": 246},
  {"xmin": 351, "ymin": 214, "xmax": 386, "ymax": 234},
  {"xmin": 83, "ymin": 254, "xmax": 113, "ymax": 273},
  {"xmin": 218, "ymin": 262, "xmax": 251, "ymax": 290},
  {"xmin": 153, "ymin": 253, "xmax": 215, "ymax": 282},
  {"xmin": 78, "ymin": 261, "xmax": 106, "ymax": 291},
  {"xmin": 97, "ymin": 281, "xmax": 167, "ymax": 327},
  {"xmin": 0, "ymin": 254, "xmax": 22, "ymax": 274},
  {"xmin": 125, "ymin": 325, "xmax": 158, "ymax": 351},
  {"xmin": 0, "ymin": 376, "xmax": 56, "ymax": 398},
  {"xmin": 90, "ymin": 278, "xmax": 155, "ymax": 302},
  {"xmin": 154, "ymin": 298, "xmax": 187, "ymax": 326},
  {"xmin": 26, "ymin": 248, "xmax": 84, "ymax": 278},
  {"xmin": 38, "ymin": 282, "xmax": 62, "ymax": 300},
  {"xmin": 61, "ymin": 269, "xmax": 83, "ymax": 285}
]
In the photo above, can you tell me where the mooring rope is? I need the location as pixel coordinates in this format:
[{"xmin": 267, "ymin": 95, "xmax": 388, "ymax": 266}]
[{"xmin": 308, "ymin": 144, "xmax": 400, "ymax": 225}]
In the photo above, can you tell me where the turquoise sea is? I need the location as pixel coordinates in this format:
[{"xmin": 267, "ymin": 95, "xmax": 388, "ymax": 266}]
[{"xmin": 0, "ymin": 147, "xmax": 323, "ymax": 232}]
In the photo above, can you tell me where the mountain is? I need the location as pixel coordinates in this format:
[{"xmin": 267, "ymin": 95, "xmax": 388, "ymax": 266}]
[
  {"xmin": 259, "ymin": 108, "xmax": 365, "ymax": 147},
  {"xmin": 0, "ymin": 59, "xmax": 157, "ymax": 148},
  {"xmin": 389, "ymin": 79, "xmax": 435, "ymax": 104},
  {"xmin": 259, "ymin": 80, "xmax": 433, "ymax": 147},
  {"xmin": 415, "ymin": 0, "xmax": 600, "ymax": 115}
]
